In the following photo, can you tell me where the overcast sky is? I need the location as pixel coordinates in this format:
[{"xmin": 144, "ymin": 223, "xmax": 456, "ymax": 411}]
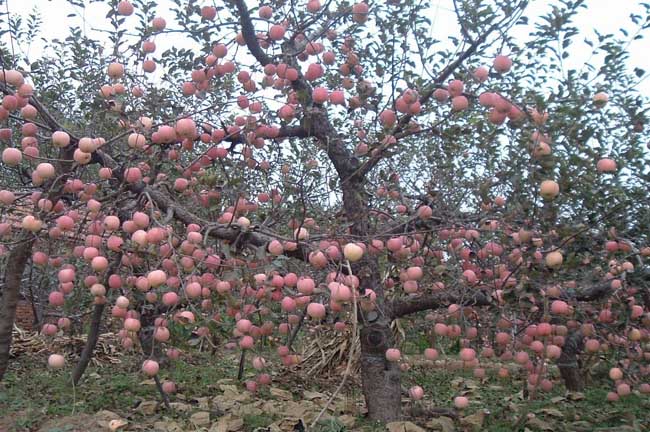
[{"xmin": 2, "ymin": 0, "xmax": 648, "ymax": 95}]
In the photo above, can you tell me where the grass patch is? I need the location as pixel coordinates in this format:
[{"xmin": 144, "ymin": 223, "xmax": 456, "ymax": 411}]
[{"xmin": 1, "ymin": 351, "xmax": 649, "ymax": 431}]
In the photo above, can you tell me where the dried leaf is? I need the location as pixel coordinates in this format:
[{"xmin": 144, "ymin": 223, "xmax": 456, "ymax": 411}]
[
  {"xmin": 450, "ymin": 377, "xmax": 465, "ymax": 389},
  {"xmin": 284, "ymin": 402, "xmax": 306, "ymax": 418},
  {"xmin": 338, "ymin": 415, "xmax": 356, "ymax": 428},
  {"xmin": 461, "ymin": 411, "xmax": 485, "ymax": 431},
  {"xmin": 169, "ymin": 402, "xmax": 192, "ymax": 412},
  {"xmin": 209, "ymin": 414, "xmax": 244, "ymax": 432},
  {"xmin": 136, "ymin": 400, "xmax": 158, "ymax": 415},
  {"xmin": 425, "ymin": 416, "xmax": 455, "ymax": 432},
  {"xmin": 270, "ymin": 387, "xmax": 293, "ymax": 400},
  {"xmin": 153, "ymin": 420, "xmax": 184, "ymax": 432},
  {"xmin": 386, "ymin": 421, "xmax": 427, "ymax": 432},
  {"xmin": 94, "ymin": 410, "xmax": 128, "ymax": 432},
  {"xmin": 233, "ymin": 402, "xmax": 263, "ymax": 417},
  {"xmin": 108, "ymin": 419, "xmax": 128, "ymax": 431},
  {"xmin": 190, "ymin": 411, "xmax": 211, "ymax": 427},
  {"xmin": 526, "ymin": 416, "xmax": 555, "ymax": 431},
  {"xmin": 303, "ymin": 390, "xmax": 327, "ymax": 400},
  {"xmin": 537, "ymin": 408, "xmax": 564, "ymax": 418},
  {"xmin": 193, "ymin": 397, "xmax": 210, "ymax": 410},
  {"xmin": 567, "ymin": 392, "xmax": 585, "ymax": 401}
]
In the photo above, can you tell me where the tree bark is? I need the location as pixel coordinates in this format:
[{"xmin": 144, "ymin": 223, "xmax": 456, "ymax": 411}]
[
  {"xmin": 71, "ymin": 302, "xmax": 105, "ymax": 385},
  {"xmin": 557, "ymin": 331, "xmax": 584, "ymax": 391},
  {"xmin": 342, "ymin": 182, "xmax": 402, "ymax": 421},
  {"xmin": 359, "ymin": 321, "xmax": 402, "ymax": 422},
  {"xmin": 71, "ymin": 253, "xmax": 122, "ymax": 384},
  {"xmin": 0, "ymin": 236, "xmax": 36, "ymax": 380}
]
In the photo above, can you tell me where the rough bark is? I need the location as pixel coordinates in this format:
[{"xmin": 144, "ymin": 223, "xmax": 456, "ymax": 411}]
[
  {"xmin": 390, "ymin": 291, "xmax": 492, "ymax": 318},
  {"xmin": 359, "ymin": 321, "xmax": 402, "ymax": 422},
  {"xmin": 0, "ymin": 236, "xmax": 36, "ymax": 380},
  {"xmin": 557, "ymin": 331, "xmax": 584, "ymax": 391},
  {"xmin": 341, "ymin": 180, "xmax": 402, "ymax": 421}
]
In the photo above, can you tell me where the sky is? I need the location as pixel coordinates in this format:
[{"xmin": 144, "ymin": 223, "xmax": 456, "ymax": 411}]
[{"xmin": 2, "ymin": 0, "xmax": 648, "ymax": 94}]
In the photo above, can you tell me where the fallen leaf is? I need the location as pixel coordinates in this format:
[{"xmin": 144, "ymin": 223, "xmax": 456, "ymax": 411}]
[
  {"xmin": 213, "ymin": 395, "xmax": 238, "ymax": 410},
  {"xmin": 283, "ymin": 400, "xmax": 314, "ymax": 420},
  {"xmin": 526, "ymin": 416, "xmax": 554, "ymax": 431},
  {"xmin": 261, "ymin": 400, "xmax": 280, "ymax": 412},
  {"xmin": 135, "ymin": 400, "xmax": 158, "ymax": 415},
  {"xmin": 450, "ymin": 378, "xmax": 465, "ymax": 389},
  {"xmin": 108, "ymin": 419, "xmax": 128, "ymax": 431},
  {"xmin": 425, "ymin": 416, "xmax": 455, "ymax": 432},
  {"xmin": 94, "ymin": 410, "xmax": 122, "ymax": 423},
  {"xmin": 190, "ymin": 411, "xmax": 211, "ymax": 427},
  {"xmin": 196, "ymin": 397, "xmax": 211, "ymax": 410},
  {"xmin": 94, "ymin": 411, "xmax": 127, "ymax": 431},
  {"xmin": 209, "ymin": 414, "xmax": 244, "ymax": 432},
  {"xmin": 233, "ymin": 402, "xmax": 263, "ymax": 417},
  {"xmin": 268, "ymin": 418, "xmax": 306, "ymax": 432},
  {"xmin": 270, "ymin": 387, "xmax": 293, "ymax": 400},
  {"xmin": 169, "ymin": 402, "xmax": 192, "ymax": 412},
  {"xmin": 338, "ymin": 415, "xmax": 356, "ymax": 428},
  {"xmin": 550, "ymin": 396, "xmax": 566, "ymax": 404},
  {"xmin": 386, "ymin": 420, "xmax": 427, "ymax": 432},
  {"xmin": 219, "ymin": 384, "xmax": 239, "ymax": 394},
  {"xmin": 461, "ymin": 411, "xmax": 485, "ymax": 431},
  {"xmin": 567, "ymin": 392, "xmax": 585, "ymax": 401},
  {"xmin": 303, "ymin": 390, "xmax": 326, "ymax": 400},
  {"xmin": 152, "ymin": 420, "xmax": 184, "ymax": 432},
  {"xmin": 537, "ymin": 408, "xmax": 563, "ymax": 418}
]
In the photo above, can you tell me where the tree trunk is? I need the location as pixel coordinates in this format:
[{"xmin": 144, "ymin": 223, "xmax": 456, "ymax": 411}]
[
  {"xmin": 340, "ymin": 180, "xmax": 403, "ymax": 422},
  {"xmin": 558, "ymin": 331, "xmax": 584, "ymax": 391},
  {"xmin": 71, "ymin": 302, "xmax": 105, "ymax": 385},
  {"xmin": 71, "ymin": 253, "xmax": 122, "ymax": 384},
  {"xmin": 359, "ymin": 321, "xmax": 402, "ymax": 422},
  {"xmin": 0, "ymin": 237, "xmax": 36, "ymax": 380}
]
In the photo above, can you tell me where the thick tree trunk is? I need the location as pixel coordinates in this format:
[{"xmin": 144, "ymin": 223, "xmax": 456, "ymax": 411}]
[
  {"xmin": 558, "ymin": 331, "xmax": 584, "ymax": 391},
  {"xmin": 341, "ymin": 180, "xmax": 403, "ymax": 422},
  {"xmin": 0, "ymin": 237, "xmax": 36, "ymax": 380},
  {"xmin": 71, "ymin": 303, "xmax": 105, "ymax": 385},
  {"xmin": 360, "ymin": 321, "xmax": 402, "ymax": 422}
]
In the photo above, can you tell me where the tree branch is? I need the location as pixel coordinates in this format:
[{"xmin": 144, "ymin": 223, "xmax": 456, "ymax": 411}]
[
  {"xmin": 233, "ymin": 0, "xmax": 271, "ymax": 66},
  {"xmin": 93, "ymin": 150, "xmax": 308, "ymax": 261},
  {"xmin": 357, "ymin": 17, "xmax": 506, "ymax": 178},
  {"xmin": 230, "ymin": 1, "xmax": 357, "ymax": 181},
  {"xmin": 389, "ymin": 291, "xmax": 492, "ymax": 319}
]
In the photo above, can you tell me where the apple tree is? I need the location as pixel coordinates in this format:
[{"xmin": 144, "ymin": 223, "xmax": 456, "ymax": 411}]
[{"xmin": 1, "ymin": 0, "xmax": 650, "ymax": 422}]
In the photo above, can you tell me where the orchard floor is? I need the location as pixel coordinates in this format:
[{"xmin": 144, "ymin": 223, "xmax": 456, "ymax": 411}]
[{"xmin": 1, "ymin": 349, "xmax": 649, "ymax": 432}]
